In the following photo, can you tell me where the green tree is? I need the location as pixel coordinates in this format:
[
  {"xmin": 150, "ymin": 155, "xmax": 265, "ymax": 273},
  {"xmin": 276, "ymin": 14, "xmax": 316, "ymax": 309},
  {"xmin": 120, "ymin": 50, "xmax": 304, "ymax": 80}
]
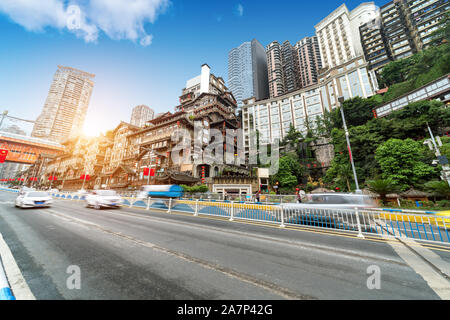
[
  {"xmin": 375, "ymin": 138, "xmax": 437, "ymax": 190},
  {"xmin": 271, "ymin": 153, "xmax": 304, "ymax": 191},
  {"xmin": 366, "ymin": 178, "xmax": 399, "ymax": 204},
  {"xmin": 428, "ymin": 12, "xmax": 450, "ymax": 46},
  {"xmin": 424, "ymin": 180, "xmax": 450, "ymax": 200}
]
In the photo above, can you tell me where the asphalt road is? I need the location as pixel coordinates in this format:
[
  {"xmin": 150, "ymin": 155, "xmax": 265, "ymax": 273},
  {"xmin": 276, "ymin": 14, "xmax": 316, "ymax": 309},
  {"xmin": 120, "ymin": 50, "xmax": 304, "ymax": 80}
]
[{"xmin": 0, "ymin": 190, "xmax": 449, "ymax": 300}]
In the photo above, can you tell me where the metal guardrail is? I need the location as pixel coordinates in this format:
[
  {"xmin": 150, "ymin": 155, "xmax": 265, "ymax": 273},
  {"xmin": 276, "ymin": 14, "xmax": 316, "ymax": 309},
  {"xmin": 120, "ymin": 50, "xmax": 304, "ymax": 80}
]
[{"xmin": 3, "ymin": 188, "xmax": 448, "ymax": 246}]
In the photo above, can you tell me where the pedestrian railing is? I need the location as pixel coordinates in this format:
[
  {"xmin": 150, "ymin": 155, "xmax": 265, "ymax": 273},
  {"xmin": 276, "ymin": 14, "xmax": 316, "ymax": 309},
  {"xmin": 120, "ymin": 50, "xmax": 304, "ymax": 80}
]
[{"xmin": 40, "ymin": 191, "xmax": 450, "ymax": 246}]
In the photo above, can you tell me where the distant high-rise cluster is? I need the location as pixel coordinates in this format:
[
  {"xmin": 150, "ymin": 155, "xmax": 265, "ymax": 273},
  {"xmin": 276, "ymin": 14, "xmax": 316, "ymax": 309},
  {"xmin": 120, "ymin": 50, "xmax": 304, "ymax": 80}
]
[
  {"xmin": 360, "ymin": 0, "xmax": 449, "ymax": 75},
  {"xmin": 130, "ymin": 105, "xmax": 155, "ymax": 128},
  {"xmin": 32, "ymin": 65, "xmax": 95, "ymax": 143},
  {"xmin": 228, "ymin": 0, "xmax": 448, "ymax": 103},
  {"xmin": 238, "ymin": 0, "xmax": 449, "ymax": 159}
]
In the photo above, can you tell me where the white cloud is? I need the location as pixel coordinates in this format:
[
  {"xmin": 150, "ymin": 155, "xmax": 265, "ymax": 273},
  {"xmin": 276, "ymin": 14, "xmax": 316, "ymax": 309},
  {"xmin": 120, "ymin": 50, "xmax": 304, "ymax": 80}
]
[
  {"xmin": 140, "ymin": 34, "xmax": 153, "ymax": 47},
  {"xmin": 0, "ymin": 0, "xmax": 170, "ymax": 46},
  {"xmin": 236, "ymin": 4, "xmax": 244, "ymax": 17}
]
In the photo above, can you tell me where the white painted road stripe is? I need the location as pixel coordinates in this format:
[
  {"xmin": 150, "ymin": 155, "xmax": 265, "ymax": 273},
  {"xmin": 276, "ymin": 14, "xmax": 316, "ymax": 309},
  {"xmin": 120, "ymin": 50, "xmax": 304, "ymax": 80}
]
[
  {"xmin": 0, "ymin": 233, "xmax": 35, "ymax": 300},
  {"xmin": 388, "ymin": 239, "xmax": 450, "ymax": 300}
]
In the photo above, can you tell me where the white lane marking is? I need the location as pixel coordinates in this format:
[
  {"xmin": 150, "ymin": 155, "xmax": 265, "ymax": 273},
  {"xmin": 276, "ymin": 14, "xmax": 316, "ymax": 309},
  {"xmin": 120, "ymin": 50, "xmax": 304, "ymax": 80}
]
[
  {"xmin": 388, "ymin": 239, "xmax": 450, "ymax": 300},
  {"xmin": 0, "ymin": 233, "xmax": 36, "ymax": 300}
]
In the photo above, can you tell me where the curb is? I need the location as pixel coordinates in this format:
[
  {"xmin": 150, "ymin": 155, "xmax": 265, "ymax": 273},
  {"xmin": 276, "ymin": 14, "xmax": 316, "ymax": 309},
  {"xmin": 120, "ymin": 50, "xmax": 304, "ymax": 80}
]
[{"xmin": 0, "ymin": 258, "xmax": 15, "ymax": 300}]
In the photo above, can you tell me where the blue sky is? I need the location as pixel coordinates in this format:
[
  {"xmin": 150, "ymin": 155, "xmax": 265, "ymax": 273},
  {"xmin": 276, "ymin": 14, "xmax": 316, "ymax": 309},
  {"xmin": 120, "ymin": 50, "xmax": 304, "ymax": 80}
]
[{"xmin": 0, "ymin": 0, "xmax": 385, "ymax": 136}]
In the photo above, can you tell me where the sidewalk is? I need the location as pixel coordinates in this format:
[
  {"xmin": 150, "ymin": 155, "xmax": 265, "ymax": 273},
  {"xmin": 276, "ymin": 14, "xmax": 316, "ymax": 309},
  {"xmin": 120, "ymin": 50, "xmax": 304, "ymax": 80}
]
[{"xmin": 0, "ymin": 255, "xmax": 15, "ymax": 300}]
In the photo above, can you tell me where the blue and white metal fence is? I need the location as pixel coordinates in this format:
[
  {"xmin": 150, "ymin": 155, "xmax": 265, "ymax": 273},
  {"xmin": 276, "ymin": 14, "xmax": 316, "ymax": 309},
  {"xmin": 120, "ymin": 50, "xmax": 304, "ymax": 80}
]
[
  {"xmin": 45, "ymin": 192, "xmax": 450, "ymax": 245},
  {"xmin": 2, "ymin": 188, "xmax": 449, "ymax": 246}
]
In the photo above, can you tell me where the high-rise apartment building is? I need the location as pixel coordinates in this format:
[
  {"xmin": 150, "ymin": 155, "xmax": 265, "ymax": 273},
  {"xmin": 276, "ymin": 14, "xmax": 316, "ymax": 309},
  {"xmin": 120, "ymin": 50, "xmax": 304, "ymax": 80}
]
[
  {"xmin": 315, "ymin": 3, "xmax": 379, "ymax": 70},
  {"xmin": 266, "ymin": 40, "xmax": 303, "ymax": 98},
  {"xmin": 360, "ymin": 16, "xmax": 393, "ymax": 74},
  {"xmin": 404, "ymin": 0, "xmax": 450, "ymax": 49},
  {"xmin": 130, "ymin": 105, "xmax": 155, "ymax": 128},
  {"xmin": 295, "ymin": 36, "xmax": 323, "ymax": 88},
  {"xmin": 228, "ymin": 39, "xmax": 269, "ymax": 108},
  {"xmin": 380, "ymin": 0, "xmax": 417, "ymax": 61},
  {"xmin": 281, "ymin": 41, "xmax": 301, "ymax": 93},
  {"xmin": 32, "ymin": 65, "xmax": 95, "ymax": 143},
  {"xmin": 266, "ymin": 41, "xmax": 285, "ymax": 98}
]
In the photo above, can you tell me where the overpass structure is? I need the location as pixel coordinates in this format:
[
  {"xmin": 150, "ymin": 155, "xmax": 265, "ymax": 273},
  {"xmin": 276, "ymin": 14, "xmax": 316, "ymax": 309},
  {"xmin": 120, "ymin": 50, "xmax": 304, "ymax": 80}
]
[
  {"xmin": 0, "ymin": 131, "xmax": 65, "ymax": 164},
  {"xmin": 375, "ymin": 74, "xmax": 450, "ymax": 117}
]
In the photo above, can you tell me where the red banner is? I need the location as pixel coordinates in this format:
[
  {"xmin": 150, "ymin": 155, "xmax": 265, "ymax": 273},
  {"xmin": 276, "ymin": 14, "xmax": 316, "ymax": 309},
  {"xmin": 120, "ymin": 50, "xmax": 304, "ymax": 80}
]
[
  {"xmin": 143, "ymin": 168, "xmax": 150, "ymax": 176},
  {"xmin": 0, "ymin": 149, "xmax": 8, "ymax": 163},
  {"xmin": 80, "ymin": 174, "xmax": 91, "ymax": 181}
]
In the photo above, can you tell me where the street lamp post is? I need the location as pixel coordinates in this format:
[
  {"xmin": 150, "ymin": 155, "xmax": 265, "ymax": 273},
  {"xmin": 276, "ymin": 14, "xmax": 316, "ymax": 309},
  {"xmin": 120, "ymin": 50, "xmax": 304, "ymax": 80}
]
[
  {"xmin": 427, "ymin": 122, "xmax": 450, "ymax": 187},
  {"xmin": 338, "ymin": 96, "xmax": 361, "ymax": 194}
]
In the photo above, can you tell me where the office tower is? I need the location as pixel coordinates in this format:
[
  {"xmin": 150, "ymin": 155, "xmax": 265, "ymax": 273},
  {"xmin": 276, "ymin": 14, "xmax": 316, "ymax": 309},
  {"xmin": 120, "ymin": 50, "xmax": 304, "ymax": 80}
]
[
  {"xmin": 295, "ymin": 36, "xmax": 323, "ymax": 88},
  {"xmin": 32, "ymin": 65, "xmax": 95, "ymax": 143},
  {"xmin": 315, "ymin": 3, "xmax": 379, "ymax": 70},
  {"xmin": 266, "ymin": 41, "xmax": 285, "ymax": 98},
  {"xmin": 228, "ymin": 39, "xmax": 269, "ymax": 107},
  {"xmin": 130, "ymin": 105, "xmax": 155, "ymax": 128}
]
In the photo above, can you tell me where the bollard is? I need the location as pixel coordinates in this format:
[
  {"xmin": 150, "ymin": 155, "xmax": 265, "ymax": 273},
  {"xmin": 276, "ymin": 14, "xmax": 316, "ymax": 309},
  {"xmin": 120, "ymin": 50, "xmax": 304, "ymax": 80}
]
[
  {"xmin": 146, "ymin": 197, "xmax": 151, "ymax": 210},
  {"xmin": 229, "ymin": 201, "xmax": 234, "ymax": 221},
  {"xmin": 280, "ymin": 207, "xmax": 286, "ymax": 228},
  {"xmin": 167, "ymin": 198, "xmax": 172, "ymax": 214},
  {"xmin": 355, "ymin": 207, "xmax": 365, "ymax": 239},
  {"xmin": 194, "ymin": 199, "xmax": 199, "ymax": 216}
]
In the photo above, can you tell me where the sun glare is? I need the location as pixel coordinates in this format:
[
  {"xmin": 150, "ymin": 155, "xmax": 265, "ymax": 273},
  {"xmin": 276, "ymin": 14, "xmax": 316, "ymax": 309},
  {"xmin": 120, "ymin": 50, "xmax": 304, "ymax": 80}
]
[{"xmin": 83, "ymin": 121, "xmax": 104, "ymax": 137}]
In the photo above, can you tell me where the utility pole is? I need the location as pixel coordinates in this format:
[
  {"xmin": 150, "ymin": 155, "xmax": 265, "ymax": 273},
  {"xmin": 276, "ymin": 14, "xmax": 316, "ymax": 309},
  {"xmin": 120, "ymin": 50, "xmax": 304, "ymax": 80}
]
[
  {"xmin": 338, "ymin": 96, "xmax": 361, "ymax": 194},
  {"xmin": 427, "ymin": 123, "xmax": 450, "ymax": 187}
]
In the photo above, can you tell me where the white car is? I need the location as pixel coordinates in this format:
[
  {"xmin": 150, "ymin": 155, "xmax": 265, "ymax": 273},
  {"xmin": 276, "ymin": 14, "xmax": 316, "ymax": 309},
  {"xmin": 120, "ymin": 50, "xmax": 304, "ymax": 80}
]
[
  {"xmin": 282, "ymin": 193, "xmax": 377, "ymax": 209},
  {"xmin": 15, "ymin": 191, "xmax": 53, "ymax": 209},
  {"xmin": 85, "ymin": 190, "xmax": 123, "ymax": 209}
]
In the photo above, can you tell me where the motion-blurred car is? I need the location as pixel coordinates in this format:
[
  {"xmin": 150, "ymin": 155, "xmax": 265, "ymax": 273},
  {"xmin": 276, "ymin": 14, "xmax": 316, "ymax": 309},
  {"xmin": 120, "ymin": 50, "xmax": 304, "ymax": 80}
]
[
  {"xmin": 282, "ymin": 193, "xmax": 377, "ymax": 210},
  {"xmin": 15, "ymin": 191, "xmax": 53, "ymax": 209},
  {"xmin": 85, "ymin": 190, "xmax": 123, "ymax": 209},
  {"xmin": 137, "ymin": 185, "xmax": 184, "ymax": 199}
]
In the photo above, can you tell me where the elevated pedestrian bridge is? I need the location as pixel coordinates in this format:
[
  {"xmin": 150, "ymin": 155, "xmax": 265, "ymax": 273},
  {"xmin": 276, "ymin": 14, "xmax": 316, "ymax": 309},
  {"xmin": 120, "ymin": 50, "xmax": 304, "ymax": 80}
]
[{"xmin": 0, "ymin": 131, "xmax": 64, "ymax": 164}]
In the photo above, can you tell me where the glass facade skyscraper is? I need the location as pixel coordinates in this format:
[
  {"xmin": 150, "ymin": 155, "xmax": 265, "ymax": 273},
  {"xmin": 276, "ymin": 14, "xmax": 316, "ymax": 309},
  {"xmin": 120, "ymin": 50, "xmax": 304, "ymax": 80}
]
[{"xmin": 228, "ymin": 39, "xmax": 269, "ymax": 107}]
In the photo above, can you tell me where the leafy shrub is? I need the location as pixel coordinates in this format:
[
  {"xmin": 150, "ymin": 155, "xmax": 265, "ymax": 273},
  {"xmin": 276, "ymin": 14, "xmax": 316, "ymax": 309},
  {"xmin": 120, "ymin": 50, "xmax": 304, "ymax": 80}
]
[
  {"xmin": 437, "ymin": 200, "xmax": 450, "ymax": 208},
  {"xmin": 399, "ymin": 199, "xmax": 416, "ymax": 208}
]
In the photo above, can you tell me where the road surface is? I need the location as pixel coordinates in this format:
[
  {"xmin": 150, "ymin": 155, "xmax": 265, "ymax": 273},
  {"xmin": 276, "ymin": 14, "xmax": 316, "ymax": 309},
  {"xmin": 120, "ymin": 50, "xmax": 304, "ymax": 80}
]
[{"xmin": 0, "ymin": 190, "xmax": 449, "ymax": 300}]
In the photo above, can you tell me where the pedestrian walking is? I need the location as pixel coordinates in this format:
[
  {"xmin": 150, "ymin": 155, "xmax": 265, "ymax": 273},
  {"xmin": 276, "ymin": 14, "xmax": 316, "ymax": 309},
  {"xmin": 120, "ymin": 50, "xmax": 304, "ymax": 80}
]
[{"xmin": 255, "ymin": 190, "xmax": 261, "ymax": 203}]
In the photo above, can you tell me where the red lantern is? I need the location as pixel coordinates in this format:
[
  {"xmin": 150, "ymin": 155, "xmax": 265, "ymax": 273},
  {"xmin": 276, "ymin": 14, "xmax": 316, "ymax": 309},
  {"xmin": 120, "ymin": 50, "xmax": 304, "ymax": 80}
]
[
  {"xmin": 150, "ymin": 168, "xmax": 155, "ymax": 177},
  {"xmin": 143, "ymin": 168, "xmax": 150, "ymax": 176}
]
